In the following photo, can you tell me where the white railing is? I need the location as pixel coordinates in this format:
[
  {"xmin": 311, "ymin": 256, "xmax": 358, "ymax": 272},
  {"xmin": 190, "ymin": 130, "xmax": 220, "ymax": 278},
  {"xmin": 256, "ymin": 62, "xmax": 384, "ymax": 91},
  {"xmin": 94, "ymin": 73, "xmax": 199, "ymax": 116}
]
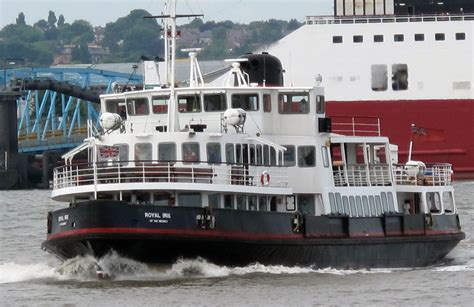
[
  {"xmin": 333, "ymin": 164, "xmax": 391, "ymax": 187},
  {"xmin": 53, "ymin": 160, "xmax": 289, "ymax": 190},
  {"xmin": 392, "ymin": 163, "xmax": 453, "ymax": 186},
  {"xmin": 331, "ymin": 116, "xmax": 381, "ymax": 137},
  {"xmin": 306, "ymin": 13, "xmax": 474, "ymax": 25}
]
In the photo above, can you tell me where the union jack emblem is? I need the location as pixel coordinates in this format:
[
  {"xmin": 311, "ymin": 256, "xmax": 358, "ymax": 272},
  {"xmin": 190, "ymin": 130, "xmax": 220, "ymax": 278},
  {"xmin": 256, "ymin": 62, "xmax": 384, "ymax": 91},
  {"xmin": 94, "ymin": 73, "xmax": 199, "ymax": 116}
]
[{"xmin": 99, "ymin": 146, "xmax": 120, "ymax": 158}]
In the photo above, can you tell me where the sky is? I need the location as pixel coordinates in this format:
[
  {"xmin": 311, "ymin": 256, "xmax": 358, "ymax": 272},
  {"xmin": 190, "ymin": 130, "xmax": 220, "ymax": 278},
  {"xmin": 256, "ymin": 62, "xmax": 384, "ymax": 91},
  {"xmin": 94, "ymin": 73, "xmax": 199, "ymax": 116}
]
[{"xmin": 0, "ymin": 0, "xmax": 333, "ymax": 28}]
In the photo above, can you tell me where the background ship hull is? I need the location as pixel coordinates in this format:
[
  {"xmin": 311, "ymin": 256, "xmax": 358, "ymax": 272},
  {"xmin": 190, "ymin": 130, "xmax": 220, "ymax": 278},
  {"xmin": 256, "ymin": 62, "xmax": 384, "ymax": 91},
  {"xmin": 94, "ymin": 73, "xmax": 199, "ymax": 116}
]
[{"xmin": 42, "ymin": 201, "xmax": 465, "ymax": 268}]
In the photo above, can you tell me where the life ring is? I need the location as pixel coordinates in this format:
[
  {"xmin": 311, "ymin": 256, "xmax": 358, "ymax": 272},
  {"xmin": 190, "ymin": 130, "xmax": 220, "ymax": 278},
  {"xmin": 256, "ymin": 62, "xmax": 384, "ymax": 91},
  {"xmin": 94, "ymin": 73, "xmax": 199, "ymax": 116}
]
[{"xmin": 260, "ymin": 171, "xmax": 270, "ymax": 186}]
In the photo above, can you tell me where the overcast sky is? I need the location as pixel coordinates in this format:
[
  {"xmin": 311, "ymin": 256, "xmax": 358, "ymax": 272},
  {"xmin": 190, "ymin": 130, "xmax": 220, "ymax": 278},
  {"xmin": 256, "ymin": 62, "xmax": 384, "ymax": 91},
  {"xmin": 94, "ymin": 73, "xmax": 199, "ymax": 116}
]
[{"xmin": 0, "ymin": 0, "xmax": 333, "ymax": 28}]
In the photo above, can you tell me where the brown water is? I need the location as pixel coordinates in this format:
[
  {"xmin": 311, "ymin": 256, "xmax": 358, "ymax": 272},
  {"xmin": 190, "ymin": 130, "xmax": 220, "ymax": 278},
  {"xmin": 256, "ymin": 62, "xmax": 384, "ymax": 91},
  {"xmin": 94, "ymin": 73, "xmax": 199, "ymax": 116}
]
[{"xmin": 1, "ymin": 182, "xmax": 473, "ymax": 306}]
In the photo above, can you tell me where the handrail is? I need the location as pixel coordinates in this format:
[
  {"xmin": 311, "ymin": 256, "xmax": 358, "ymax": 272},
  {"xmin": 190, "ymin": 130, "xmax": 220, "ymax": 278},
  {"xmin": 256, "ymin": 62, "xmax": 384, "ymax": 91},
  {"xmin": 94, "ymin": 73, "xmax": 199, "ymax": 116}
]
[
  {"xmin": 306, "ymin": 13, "xmax": 474, "ymax": 25},
  {"xmin": 53, "ymin": 160, "xmax": 289, "ymax": 190},
  {"xmin": 392, "ymin": 163, "xmax": 452, "ymax": 186}
]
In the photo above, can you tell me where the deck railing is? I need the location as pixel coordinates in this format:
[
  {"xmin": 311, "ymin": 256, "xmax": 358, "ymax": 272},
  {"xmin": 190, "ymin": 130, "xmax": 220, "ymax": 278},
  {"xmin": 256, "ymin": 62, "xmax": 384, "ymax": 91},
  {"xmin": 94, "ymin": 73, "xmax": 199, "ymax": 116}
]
[
  {"xmin": 53, "ymin": 160, "xmax": 289, "ymax": 190},
  {"xmin": 331, "ymin": 116, "xmax": 381, "ymax": 137},
  {"xmin": 392, "ymin": 163, "xmax": 452, "ymax": 186},
  {"xmin": 306, "ymin": 13, "xmax": 474, "ymax": 25},
  {"xmin": 333, "ymin": 164, "xmax": 391, "ymax": 187}
]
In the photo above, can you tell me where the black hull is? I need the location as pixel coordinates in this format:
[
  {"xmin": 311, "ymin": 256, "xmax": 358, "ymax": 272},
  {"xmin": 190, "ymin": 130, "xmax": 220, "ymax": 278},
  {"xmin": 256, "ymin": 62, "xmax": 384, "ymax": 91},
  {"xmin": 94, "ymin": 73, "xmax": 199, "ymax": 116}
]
[{"xmin": 42, "ymin": 200, "xmax": 465, "ymax": 268}]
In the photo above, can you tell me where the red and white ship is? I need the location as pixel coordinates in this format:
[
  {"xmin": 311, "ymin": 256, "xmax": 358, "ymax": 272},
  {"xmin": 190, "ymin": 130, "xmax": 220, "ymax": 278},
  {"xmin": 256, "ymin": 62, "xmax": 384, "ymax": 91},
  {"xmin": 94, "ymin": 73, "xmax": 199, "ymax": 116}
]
[{"xmin": 267, "ymin": 0, "xmax": 474, "ymax": 178}]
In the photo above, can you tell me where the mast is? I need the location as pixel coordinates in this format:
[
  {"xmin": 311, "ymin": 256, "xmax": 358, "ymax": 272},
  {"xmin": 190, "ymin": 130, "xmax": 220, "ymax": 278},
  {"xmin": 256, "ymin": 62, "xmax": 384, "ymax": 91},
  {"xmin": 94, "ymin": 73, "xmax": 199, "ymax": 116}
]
[{"xmin": 145, "ymin": 0, "xmax": 203, "ymax": 133}]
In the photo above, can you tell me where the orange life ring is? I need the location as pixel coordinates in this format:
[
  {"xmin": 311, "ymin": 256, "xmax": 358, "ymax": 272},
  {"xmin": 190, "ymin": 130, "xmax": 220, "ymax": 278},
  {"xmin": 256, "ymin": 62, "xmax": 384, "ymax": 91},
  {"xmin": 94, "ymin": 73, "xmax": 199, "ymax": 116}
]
[{"xmin": 260, "ymin": 171, "xmax": 270, "ymax": 186}]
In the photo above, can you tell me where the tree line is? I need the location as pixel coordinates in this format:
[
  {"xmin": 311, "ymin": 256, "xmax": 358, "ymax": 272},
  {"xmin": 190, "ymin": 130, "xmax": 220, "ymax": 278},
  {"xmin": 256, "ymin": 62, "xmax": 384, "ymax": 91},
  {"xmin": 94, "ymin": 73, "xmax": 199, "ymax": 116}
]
[{"xmin": 0, "ymin": 10, "xmax": 301, "ymax": 67}]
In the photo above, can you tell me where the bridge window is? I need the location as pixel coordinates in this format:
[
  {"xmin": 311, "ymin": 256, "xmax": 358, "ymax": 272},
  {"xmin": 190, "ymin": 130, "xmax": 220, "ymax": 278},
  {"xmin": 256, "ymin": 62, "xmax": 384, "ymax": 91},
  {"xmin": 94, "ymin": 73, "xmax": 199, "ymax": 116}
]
[
  {"xmin": 263, "ymin": 94, "xmax": 272, "ymax": 112},
  {"xmin": 178, "ymin": 94, "xmax": 201, "ymax": 112},
  {"xmin": 278, "ymin": 93, "xmax": 310, "ymax": 114},
  {"xmin": 236, "ymin": 195, "xmax": 246, "ymax": 210},
  {"xmin": 258, "ymin": 196, "xmax": 268, "ymax": 211},
  {"xmin": 371, "ymin": 64, "xmax": 388, "ymax": 91},
  {"xmin": 182, "ymin": 142, "xmax": 200, "ymax": 162},
  {"xmin": 392, "ymin": 64, "xmax": 408, "ymax": 91},
  {"xmin": 298, "ymin": 195, "xmax": 315, "ymax": 215},
  {"xmin": 283, "ymin": 145, "xmax": 296, "ymax": 167},
  {"xmin": 442, "ymin": 192, "xmax": 455, "ymax": 213},
  {"xmin": 204, "ymin": 93, "xmax": 226, "ymax": 111},
  {"xmin": 263, "ymin": 145, "xmax": 270, "ymax": 166},
  {"xmin": 256, "ymin": 145, "xmax": 262, "ymax": 165},
  {"xmin": 135, "ymin": 143, "xmax": 152, "ymax": 162},
  {"xmin": 427, "ymin": 192, "xmax": 441, "ymax": 213},
  {"xmin": 231, "ymin": 93, "xmax": 259, "ymax": 111},
  {"xmin": 158, "ymin": 142, "xmax": 176, "ymax": 162},
  {"xmin": 152, "ymin": 95, "xmax": 169, "ymax": 114},
  {"xmin": 206, "ymin": 142, "xmax": 221, "ymax": 164},
  {"xmin": 298, "ymin": 146, "xmax": 316, "ymax": 167},
  {"xmin": 105, "ymin": 99, "xmax": 126, "ymax": 118},
  {"xmin": 224, "ymin": 194, "xmax": 234, "ymax": 209},
  {"xmin": 127, "ymin": 97, "xmax": 149, "ymax": 115},
  {"xmin": 178, "ymin": 192, "xmax": 201, "ymax": 207},
  {"xmin": 249, "ymin": 196, "xmax": 257, "ymax": 211},
  {"xmin": 113, "ymin": 143, "xmax": 128, "ymax": 165},
  {"xmin": 208, "ymin": 193, "xmax": 220, "ymax": 209}
]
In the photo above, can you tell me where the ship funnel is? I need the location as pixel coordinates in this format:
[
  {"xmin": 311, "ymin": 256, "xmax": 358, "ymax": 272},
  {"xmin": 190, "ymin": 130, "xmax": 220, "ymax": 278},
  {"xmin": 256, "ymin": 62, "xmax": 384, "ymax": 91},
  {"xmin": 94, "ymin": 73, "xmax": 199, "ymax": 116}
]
[{"xmin": 239, "ymin": 53, "xmax": 284, "ymax": 87}]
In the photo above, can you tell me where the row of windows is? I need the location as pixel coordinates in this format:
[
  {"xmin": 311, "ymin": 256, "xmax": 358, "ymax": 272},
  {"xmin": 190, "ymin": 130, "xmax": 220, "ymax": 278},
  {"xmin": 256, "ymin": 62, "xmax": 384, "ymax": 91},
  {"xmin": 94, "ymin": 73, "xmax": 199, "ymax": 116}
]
[
  {"xmin": 105, "ymin": 93, "xmax": 325, "ymax": 117},
  {"xmin": 103, "ymin": 142, "xmax": 328, "ymax": 168},
  {"xmin": 333, "ymin": 32, "xmax": 466, "ymax": 44},
  {"xmin": 328, "ymin": 192, "xmax": 396, "ymax": 217}
]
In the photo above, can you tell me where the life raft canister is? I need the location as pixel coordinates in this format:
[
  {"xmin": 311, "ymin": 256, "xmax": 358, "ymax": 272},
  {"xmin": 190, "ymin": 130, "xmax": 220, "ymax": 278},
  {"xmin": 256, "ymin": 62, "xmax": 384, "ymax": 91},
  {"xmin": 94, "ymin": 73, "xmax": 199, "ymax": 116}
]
[{"xmin": 260, "ymin": 171, "xmax": 270, "ymax": 186}]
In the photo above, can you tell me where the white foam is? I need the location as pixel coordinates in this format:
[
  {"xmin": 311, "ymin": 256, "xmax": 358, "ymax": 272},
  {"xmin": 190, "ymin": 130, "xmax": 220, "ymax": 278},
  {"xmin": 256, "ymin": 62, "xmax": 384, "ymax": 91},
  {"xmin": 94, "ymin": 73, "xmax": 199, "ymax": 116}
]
[
  {"xmin": 0, "ymin": 262, "xmax": 59, "ymax": 284},
  {"xmin": 432, "ymin": 264, "xmax": 474, "ymax": 272}
]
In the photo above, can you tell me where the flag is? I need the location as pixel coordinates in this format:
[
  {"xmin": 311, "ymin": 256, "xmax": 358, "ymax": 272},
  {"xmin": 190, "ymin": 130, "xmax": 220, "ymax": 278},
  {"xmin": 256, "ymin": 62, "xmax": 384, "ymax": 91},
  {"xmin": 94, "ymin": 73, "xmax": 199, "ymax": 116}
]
[
  {"xmin": 99, "ymin": 146, "xmax": 120, "ymax": 159},
  {"xmin": 411, "ymin": 124, "xmax": 445, "ymax": 142}
]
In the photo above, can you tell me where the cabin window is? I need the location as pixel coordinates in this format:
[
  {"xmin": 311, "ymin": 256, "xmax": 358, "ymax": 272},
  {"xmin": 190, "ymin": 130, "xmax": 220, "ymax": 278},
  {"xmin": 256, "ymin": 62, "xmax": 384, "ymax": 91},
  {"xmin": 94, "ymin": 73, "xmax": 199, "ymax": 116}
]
[
  {"xmin": 342, "ymin": 196, "xmax": 349, "ymax": 215},
  {"xmin": 356, "ymin": 196, "xmax": 363, "ymax": 217},
  {"xmin": 394, "ymin": 34, "xmax": 404, "ymax": 42},
  {"xmin": 134, "ymin": 143, "xmax": 152, "ymax": 162},
  {"xmin": 178, "ymin": 192, "xmax": 201, "ymax": 207},
  {"xmin": 113, "ymin": 143, "xmax": 129, "ymax": 165},
  {"xmin": 298, "ymin": 195, "xmax": 315, "ymax": 215},
  {"xmin": 182, "ymin": 142, "xmax": 200, "ymax": 162},
  {"xmin": 435, "ymin": 33, "xmax": 445, "ymax": 41},
  {"xmin": 335, "ymin": 193, "xmax": 343, "ymax": 213},
  {"xmin": 373, "ymin": 35, "xmax": 383, "ymax": 43},
  {"xmin": 316, "ymin": 95, "xmax": 325, "ymax": 114},
  {"xmin": 349, "ymin": 196, "xmax": 357, "ymax": 216},
  {"xmin": 283, "ymin": 145, "xmax": 296, "ymax": 167},
  {"xmin": 362, "ymin": 196, "xmax": 369, "ymax": 216},
  {"xmin": 224, "ymin": 194, "xmax": 234, "ymax": 209},
  {"xmin": 249, "ymin": 196, "xmax": 258, "ymax": 211},
  {"xmin": 297, "ymin": 146, "xmax": 316, "ymax": 167},
  {"xmin": 353, "ymin": 35, "xmax": 363, "ymax": 43},
  {"xmin": 153, "ymin": 193, "xmax": 171, "ymax": 206},
  {"xmin": 442, "ymin": 192, "xmax": 455, "ymax": 213},
  {"xmin": 236, "ymin": 144, "xmax": 242, "ymax": 164},
  {"xmin": 158, "ymin": 143, "xmax": 176, "ymax": 162},
  {"xmin": 208, "ymin": 193, "xmax": 220, "ymax": 209},
  {"xmin": 427, "ymin": 192, "xmax": 441, "ymax": 213},
  {"xmin": 225, "ymin": 144, "xmax": 235, "ymax": 164},
  {"xmin": 204, "ymin": 93, "xmax": 226, "ymax": 111},
  {"xmin": 249, "ymin": 144, "xmax": 256, "ymax": 165},
  {"xmin": 414, "ymin": 33, "xmax": 424, "ymax": 41},
  {"xmin": 381, "ymin": 192, "xmax": 389, "ymax": 212},
  {"xmin": 136, "ymin": 192, "xmax": 150, "ymax": 204},
  {"xmin": 456, "ymin": 33, "xmax": 466, "ymax": 41},
  {"xmin": 206, "ymin": 142, "xmax": 221, "ymax": 164},
  {"xmin": 392, "ymin": 64, "xmax": 408, "ymax": 91},
  {"xmin": 263, "ymin": 94, "xmax": 272, "ymax": 112},
  {"xmin": 256, "ymin": 145, "xmax": 262, "ymax": 165},
  {"xmin": 231, "ymin": 93, "xmax": 259, "ymax": 111},
  {"xmin": 236, "ymin": 195, "xmax": 246, "ymax": 210},
  {"xmin": 371, "ymin": 65, "xmax": 388, "ymax": 91},
  {"xmin": 332, "ymin": 36, "xmax": 343, "ymax": 43},
  {"xmin": 178, "ymin": 94, "xmax": 201, "ymax": 112},
  {"xmin": 258, "ymin": 196, "xmax": 268, "ymax": 211},
  {"xmin": 375, "ymin": 195, "xmax": 382, "ymax": 215},
  {"xmin": 278, "ymin": 93, "xmax": 310, "ymax": 114},
  {"xmin": 321, "ymin": 146, "xmax": 329, "ymax": 168},
  {"xmin": 270, "ymin": 147, "xmax": 277, "ymax": 166},
  {"xmin": 369, "ymin": 196, "xmax": 376, "ymax": 216},
  {"xmin": 105, "ymin": 99, "xmax": 127, "ymax": 119},
  {"xmin": 329, "ymin": 193, "xmax": 336, "ymax": 213},
  {"xmin": 152, "ymin": 95, "xmax": 169, "ymax": 114},
  {"xmin": 127, "ymin": 97, "xmax": 149, "ymax": 115}
]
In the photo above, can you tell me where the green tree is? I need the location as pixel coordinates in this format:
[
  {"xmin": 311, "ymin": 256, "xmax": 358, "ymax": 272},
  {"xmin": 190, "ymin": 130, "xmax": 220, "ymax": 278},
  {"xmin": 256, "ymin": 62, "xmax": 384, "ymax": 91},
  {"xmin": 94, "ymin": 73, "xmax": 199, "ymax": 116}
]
[
  {"xmin": 34, "ymin": 19, "xmax": 49, "ymax": 32},
  {"xmin": 57, "ymin": 15, "xmax": 65, "ymax": 28},
  {"xmin": 16, "ymin": 13, "xmax": 26, "ymax": 26},
  {"xmin": 48, "ymin": 11, "xmax": 57, "ymax": 28},
  {"xmin": 71, "ymin": 44, "xmax": 91, "ymax": 63}
]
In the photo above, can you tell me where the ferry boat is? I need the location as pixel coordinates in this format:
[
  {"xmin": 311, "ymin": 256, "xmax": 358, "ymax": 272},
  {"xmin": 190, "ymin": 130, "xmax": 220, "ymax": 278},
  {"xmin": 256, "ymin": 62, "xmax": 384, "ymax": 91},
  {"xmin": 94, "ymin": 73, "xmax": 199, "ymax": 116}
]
[
  {"xmin": 266, "ymin": 0, "xmax": 474, "ymax": 179},
  {"xmin": 42, "ymin": 4, "xmax": 465, "ymax": 269}
]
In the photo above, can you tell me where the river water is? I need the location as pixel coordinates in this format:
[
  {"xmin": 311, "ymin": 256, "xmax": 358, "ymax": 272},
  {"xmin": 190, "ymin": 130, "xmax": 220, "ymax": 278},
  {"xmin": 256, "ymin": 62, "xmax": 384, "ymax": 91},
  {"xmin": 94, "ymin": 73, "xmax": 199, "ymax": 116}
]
[{"xmin": 1, "ymin": 182, "xmax": 473, "ymax": 306}]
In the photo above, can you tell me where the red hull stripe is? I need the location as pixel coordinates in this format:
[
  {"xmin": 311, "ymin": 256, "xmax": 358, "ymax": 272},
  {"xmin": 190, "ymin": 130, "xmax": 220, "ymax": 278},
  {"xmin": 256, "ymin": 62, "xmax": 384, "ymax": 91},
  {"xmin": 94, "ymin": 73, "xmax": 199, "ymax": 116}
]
[
  {"xmin": 47, "ymin": 227, "xmax": 305, "ymax": 241},
  {"xmin": 47, "ymin": 227, "xmax": 460, "ymax": 241}
]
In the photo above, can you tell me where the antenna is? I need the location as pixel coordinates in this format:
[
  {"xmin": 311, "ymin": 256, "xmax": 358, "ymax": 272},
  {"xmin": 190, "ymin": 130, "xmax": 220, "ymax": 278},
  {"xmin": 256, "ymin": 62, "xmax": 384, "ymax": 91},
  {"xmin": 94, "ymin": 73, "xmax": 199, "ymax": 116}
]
[
  {"xmin": 224, "ymin": 59, "xmax": 249, "ymax": 87},
  {"xmin": 144, "ymin": 2, "xmax": 203, "ymax": 132},
  {"xmin": 182, "ymin": 48, "xmax": 204, "ymax": 87}
]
